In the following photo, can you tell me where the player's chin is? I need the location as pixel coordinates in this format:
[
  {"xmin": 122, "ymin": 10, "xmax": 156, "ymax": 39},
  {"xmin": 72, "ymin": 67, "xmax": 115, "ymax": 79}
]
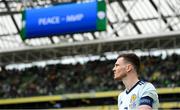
[
  {"xmin": 114, "ymin": 74, "xmax": 124, "ymax": 80},
  {"xmin": 114, "ymin": 75, "xmax": 120, "ymax": 80}
]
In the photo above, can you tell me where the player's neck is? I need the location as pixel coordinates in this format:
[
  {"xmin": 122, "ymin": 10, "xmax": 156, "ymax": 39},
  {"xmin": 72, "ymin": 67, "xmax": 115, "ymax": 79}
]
[{"xmin": 122, "ymin": 74, "xmax": 139, "ymax": 91}]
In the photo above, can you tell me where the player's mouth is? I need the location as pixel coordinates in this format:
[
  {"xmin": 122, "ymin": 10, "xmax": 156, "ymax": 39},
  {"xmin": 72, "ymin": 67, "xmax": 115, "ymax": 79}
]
[{"xmin": 114, "ymin": 72, "xmax": 116, "ymax": 77}]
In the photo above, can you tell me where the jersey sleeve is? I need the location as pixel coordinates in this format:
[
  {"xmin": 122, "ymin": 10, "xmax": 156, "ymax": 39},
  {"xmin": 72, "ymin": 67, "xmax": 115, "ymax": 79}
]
[{"xmin": 139, "ymin": 82, "xmax": 159, "ymax": 108}]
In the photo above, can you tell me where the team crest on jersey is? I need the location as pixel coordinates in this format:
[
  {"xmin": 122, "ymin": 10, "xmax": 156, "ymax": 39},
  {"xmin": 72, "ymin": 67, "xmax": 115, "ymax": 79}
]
[
  {"xmin": 130, "ymin": 94, "xmax": 137, "ymax": 102},
  {"xmin": 129, "ymin": 94, "xmax": 137, "ymax": 108}
]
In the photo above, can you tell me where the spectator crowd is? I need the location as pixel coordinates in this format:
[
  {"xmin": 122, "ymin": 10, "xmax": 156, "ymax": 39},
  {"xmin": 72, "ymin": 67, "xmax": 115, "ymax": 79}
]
[{"xmin": 0, "ymin": 53, "xmax": 179, "ymax": 99}]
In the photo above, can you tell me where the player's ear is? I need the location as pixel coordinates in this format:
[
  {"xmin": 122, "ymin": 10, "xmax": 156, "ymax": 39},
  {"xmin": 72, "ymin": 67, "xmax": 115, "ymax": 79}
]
[{"xmin": 126, "ymin": 64, "xmax": 132, "ymax": 72}]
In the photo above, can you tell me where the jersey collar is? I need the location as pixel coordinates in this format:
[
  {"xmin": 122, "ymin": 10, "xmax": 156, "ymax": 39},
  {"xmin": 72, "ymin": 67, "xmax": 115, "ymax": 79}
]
[{"xmin": 126, "ymin": 80, "xmax": 141, "ymax": 94}]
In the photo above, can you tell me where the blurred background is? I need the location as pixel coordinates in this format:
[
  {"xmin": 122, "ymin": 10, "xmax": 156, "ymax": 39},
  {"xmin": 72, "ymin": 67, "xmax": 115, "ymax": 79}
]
[{"xmin": 0, "ymin": 0, "xmax": 180, "ymax": 109}]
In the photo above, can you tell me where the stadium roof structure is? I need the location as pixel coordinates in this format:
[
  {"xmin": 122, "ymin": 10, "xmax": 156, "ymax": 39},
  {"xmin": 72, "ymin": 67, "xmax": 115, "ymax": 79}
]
[{"xmin": 0, "ymin": 0, "xmax": 180, "ymax": 65}]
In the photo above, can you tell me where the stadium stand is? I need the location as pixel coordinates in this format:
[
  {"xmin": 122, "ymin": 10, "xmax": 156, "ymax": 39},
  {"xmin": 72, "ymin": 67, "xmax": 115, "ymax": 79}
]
[
  {"xmin": 0, "ymin": 53, "xmax": 179, "ymax": 98},
  {"xmin": 0, "ymin": 53, "xmax": 180, "ymax": 109}
]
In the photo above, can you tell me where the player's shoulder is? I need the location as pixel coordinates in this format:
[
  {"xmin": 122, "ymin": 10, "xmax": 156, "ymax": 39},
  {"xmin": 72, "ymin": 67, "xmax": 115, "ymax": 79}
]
[
  {"xmin": 118, "ymin": 89, "xmax": 126, "ymax": 97},
  {"xmin": 139, "ymin": 80, "xmax": 156, "ymax": 90},
  {"xmin": 138, "ymin": 80, "xmax": 158, "ymax": 98},
  {"xmin": 138, "ymin": 81, "xmax": 159, "ymax": 107}
]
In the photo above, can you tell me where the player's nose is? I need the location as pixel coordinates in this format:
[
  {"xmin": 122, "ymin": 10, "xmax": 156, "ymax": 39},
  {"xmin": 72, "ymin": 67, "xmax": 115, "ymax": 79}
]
[{"xmin": 112, "ymin": 66, "xmax": 115, "ymax": 72}]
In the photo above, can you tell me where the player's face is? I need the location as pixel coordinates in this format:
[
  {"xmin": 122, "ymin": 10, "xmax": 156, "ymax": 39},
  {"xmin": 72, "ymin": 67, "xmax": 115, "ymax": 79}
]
[{"xmin": 112, "ymin": 57, "xmax": 127, "ymax": 80}]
